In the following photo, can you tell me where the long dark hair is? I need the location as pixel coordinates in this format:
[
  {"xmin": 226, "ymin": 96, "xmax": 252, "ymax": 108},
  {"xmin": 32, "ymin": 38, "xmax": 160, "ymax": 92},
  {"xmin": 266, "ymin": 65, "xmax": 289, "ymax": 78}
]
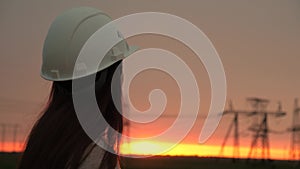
[{"xmin": 18, "ymin": 61, "xmax": 123, "ymax": 169}]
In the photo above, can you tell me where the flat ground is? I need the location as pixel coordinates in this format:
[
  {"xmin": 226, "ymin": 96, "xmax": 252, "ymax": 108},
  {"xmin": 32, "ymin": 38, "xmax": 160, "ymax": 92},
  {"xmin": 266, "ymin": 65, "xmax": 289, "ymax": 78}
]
[{"xmin": 1, "ymin": 153, "xmax": 299, "ymax": 169}]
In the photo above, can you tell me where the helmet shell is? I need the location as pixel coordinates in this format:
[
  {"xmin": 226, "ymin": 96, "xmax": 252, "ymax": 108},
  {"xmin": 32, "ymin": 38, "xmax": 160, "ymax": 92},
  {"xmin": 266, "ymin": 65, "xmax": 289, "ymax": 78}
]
[{"xmin": 41, "ymin": 7, "xmax": 137, "ymax": 81}]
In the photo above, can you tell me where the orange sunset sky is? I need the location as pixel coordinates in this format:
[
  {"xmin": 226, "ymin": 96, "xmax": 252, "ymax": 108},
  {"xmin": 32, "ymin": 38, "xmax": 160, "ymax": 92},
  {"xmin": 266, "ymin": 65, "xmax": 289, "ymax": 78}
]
[{"xmin": 1, "ymin": 0, "xmax": 300, "ymax": 161}]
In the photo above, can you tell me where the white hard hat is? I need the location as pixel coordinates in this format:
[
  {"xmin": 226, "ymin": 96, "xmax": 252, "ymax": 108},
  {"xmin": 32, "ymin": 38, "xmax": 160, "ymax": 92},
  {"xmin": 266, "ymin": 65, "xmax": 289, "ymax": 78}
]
[{"xmin": 41, "ymin": 7, "xmax": 138, "ymax": 81}]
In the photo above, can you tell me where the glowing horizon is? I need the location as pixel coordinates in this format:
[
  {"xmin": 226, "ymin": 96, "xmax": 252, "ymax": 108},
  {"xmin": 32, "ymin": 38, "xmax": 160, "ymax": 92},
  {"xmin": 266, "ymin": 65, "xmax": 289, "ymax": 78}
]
[{"xmin": 1, "ymin": 141, "xmax": 292, "ymax": 161}]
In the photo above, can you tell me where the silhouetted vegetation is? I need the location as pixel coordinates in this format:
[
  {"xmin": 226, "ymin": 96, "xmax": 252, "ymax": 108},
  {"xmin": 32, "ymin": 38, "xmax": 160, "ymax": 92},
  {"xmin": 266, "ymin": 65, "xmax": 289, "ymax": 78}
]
[{"xmin": 1, "ymin": 153, "xmax": 299, "ymax": 169}]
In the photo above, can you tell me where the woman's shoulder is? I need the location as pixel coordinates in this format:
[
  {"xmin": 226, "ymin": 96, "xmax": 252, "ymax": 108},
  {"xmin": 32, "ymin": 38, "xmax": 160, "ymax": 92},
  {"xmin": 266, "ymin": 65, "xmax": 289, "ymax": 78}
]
[
  {"xmin": 79, "ymin": 144, "xmax": 105, "ymax": 169},
  {"xmin": 78, "ymin": 143, "xmax": 121, "ymax": 169}
]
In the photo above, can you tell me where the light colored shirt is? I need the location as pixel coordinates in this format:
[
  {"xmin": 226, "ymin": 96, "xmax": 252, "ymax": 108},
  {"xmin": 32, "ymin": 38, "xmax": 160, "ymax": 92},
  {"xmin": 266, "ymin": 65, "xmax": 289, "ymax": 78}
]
[{"xmin": 78, "ymin": 144, "xmax": 120, "ymax": 169}]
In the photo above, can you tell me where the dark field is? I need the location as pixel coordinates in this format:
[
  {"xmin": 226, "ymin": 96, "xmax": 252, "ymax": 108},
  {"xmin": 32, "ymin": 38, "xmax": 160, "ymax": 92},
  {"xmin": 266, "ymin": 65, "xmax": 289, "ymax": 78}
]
[
  {"xmin": 0, "ymin": 153, "xmax": 20, "ymax": 169},
  {"xmin": 122, "ymin": 156, "xmax": 300, "ymax": 169},
  {"xmin": 0, "ymin": 153, "xmax": 299, "ymax": 169}
]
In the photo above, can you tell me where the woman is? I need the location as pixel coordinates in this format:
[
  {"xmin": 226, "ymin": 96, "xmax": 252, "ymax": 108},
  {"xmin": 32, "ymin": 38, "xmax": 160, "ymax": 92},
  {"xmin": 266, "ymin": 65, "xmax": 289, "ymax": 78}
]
[{"xmin": 18, "ymin": 7, "xmax": 137, "ymax": 169}]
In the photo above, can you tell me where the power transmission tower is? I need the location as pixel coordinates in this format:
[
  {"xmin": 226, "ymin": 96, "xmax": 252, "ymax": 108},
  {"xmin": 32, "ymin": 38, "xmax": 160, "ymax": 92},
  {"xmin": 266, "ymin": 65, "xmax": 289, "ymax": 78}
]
[
  {"xmin": 247, "ymin": 98, "xmax": 286, "ymax": 160},
  {"xmin": 288, "ymin": 98, "xmax": 300, "ymax": 160},
  {"xmin": 219, "ymin": 99, "xmax": 268, "ymax": 159},
  {"xmin": 219, "ymin": 100, "xmax": 240, "ymax": 159},
  {"xmin": 0, "ymin": 123, "xmax": 7, "ymax": 152},
  {"xmin": 12, "ymin": 124, "xmax": 19, "ymax": 152}
]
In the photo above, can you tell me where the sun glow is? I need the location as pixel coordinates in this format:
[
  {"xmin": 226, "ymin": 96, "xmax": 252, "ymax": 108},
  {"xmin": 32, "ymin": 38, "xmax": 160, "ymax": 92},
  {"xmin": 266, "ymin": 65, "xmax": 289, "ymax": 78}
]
[
  {"xmin": 121, "ymin": 141, "xmax": 227, "ymax": 157},
  {"xmin": 0, "ymin": 142, "xmax": 24, "ymax": 152},
  {"xmin": 121, "ymin": 141, "xmax": 289, "ymax": 160}
]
